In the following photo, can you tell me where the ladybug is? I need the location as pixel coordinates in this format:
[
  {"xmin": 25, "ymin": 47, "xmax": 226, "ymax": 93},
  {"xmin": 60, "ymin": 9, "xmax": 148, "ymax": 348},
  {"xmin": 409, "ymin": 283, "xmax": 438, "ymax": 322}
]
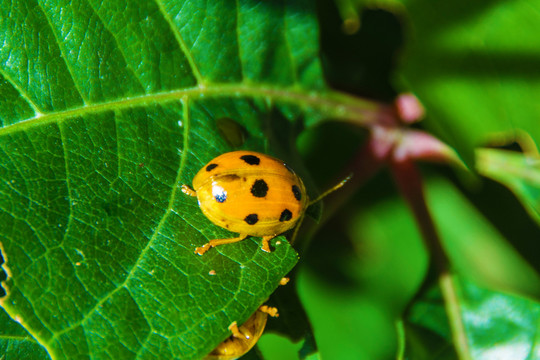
[
  {"xmin": 206, "ymin": 278, "xmax": 288, "ymax": 359},
  {"xmin": 206, "ymin": 305, "xmax": 278, "ymax": 360},
  {"xmin": 182, "ymin": 151, "xmax": 349, "ymax": 255}
]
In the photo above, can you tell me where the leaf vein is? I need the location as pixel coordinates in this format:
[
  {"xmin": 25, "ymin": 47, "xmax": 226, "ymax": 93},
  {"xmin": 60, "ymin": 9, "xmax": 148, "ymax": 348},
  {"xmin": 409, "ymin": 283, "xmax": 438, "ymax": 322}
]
[
  {"xmin": 0, "ymin": 65, "xmax": 42, "ymax": 115},
  {"xmin": 81, "ymin": 0, "xmax": 146, "ymax": 94},
  {"xmin": 152, "ymin": 0, "xmax": 204, "ymax": 85},
  {"xmin": 35, "ymin": 2, "xmax": 87, "ymax": 104},
  {"xmin": 235, "ymin": 0, "xmax": 245, "ymax": 81},
  {"xmin": 283, "ymin": 3, "xmax": 299, "ymax": 85},
  {"xmin": 0, "ymin": 84, "xmax": 384, "ymax": 138},
  {"xmin": 58, "ymin": 122, "xmax": 76, "ymax": 252}
]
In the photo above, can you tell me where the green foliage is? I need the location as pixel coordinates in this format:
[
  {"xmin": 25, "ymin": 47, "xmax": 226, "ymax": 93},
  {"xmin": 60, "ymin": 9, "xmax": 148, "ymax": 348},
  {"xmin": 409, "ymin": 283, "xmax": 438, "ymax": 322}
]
[
  {"xmin": 397, "ymin": 0, "xmax": 540, "ymax": 162},
  {"xmin": 406, "ymin": 277, "xmax": 540, "ymax": 360},
  {"xmin": 1, "ymin": 0, "xmax": 540, "ymax": 360}
]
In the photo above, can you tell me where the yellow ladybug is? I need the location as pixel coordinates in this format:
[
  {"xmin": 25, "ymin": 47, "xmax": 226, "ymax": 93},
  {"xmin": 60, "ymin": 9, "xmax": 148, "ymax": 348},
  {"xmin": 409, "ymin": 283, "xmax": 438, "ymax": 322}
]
[
  {"xmin": 205, "ymin": 305, "xmax": 278, "ymax": 360},
  {"xmin": 182, "ymin": 151, "xmax": 349, "ymax": 255},
  {"xmin": 206, "ymin": 278, "xmax": 289, "ymax": 359}
]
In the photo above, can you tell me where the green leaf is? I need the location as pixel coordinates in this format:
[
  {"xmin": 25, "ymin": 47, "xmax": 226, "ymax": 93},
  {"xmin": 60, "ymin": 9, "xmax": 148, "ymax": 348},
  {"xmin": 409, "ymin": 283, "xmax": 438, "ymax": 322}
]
[
  {"xmin": 476, "ymin": 148, "xmax": 540, "ymax": 226},
  {"xmin": 0, "ymin": 94, "xmax": 302, "ymax": 359},
  {"xmin": 425, "ymin": 178, "xmax": 540, "ymax": 298},
  {"xmin": 297, "ymin": 266, "xmax": 399, "ymax": 360},
  {"xmin": 406, "ymin": 277, "xmax": 540, "ymax": 360},
  {"xmin": 0, "ymin": 306, "xmax": 51, "ymax": 360},
  {"xmin": 258, "ymin": 333, "xmax": 302, "ymax": 360},
  {"xmin": 0, "ymin": 1, "xmax": 390, "ymax": 359},
  {"xmin": 397, "ymin": 0, "xmax": 540, "ymax": 161}
]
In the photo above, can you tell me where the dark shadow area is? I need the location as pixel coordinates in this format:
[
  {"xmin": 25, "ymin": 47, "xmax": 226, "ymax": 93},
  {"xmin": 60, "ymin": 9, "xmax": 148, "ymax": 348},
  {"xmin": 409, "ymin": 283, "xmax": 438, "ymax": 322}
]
[
  {"xmin": 317, "ymin": 0, "xmax": 403, "ymax": 100},
  {"xmin": 301, "ymin": 167, "xmax": 399, "ymax": 289},
  {"xmin": 454, "ymin": 172, "xmax": 540, "ymax": 274},
  {"xmin": 411, "ymin": 52, "xmax": 540, "ymax": 78},
  {"xmin": 266, "ymin": 275, "xmax": 312, "ymax": 341}
]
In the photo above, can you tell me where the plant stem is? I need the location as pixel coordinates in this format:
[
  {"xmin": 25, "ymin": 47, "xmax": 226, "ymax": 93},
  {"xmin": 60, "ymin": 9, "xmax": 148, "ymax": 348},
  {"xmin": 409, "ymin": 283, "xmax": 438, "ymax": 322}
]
[
  {"xmin": 390, "ymin": 160, "xmax": 472, "ymax": 360},
  {"xmin": 395, "ymin": 319, "xmax": 406, "ymax": 360}
]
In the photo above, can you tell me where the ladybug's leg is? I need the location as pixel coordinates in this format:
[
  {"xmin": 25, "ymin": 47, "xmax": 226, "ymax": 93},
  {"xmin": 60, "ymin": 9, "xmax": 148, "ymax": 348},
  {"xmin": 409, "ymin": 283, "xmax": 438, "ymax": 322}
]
[
  {"xmin": 228, "ymin": 321, "xmax": 244, "ymax": 339},
  {"xmin": 195, "ymin": 234, "xmax": 248, "ymax": 255},
  {"xmin": 227, "ymin": 306, "xmax": 273, "ymax": 340},
  {"xmin": 261, "ymin": 235, "xmax": 276, "ymax": 253},
  {"xmin": 258, "ymin": 305, "xmax": 279, "ymax": 317},
  {"xmin": 181, "ymin": 184, "xmax": 197, "ymax": 197}
]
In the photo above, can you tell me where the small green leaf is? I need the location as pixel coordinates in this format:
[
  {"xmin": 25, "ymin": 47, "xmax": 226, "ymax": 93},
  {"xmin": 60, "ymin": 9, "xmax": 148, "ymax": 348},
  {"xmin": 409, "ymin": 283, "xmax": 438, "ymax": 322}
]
[
  {"xmin": 476, "ymin": 148, "xmax": 540, "ymax": 226},
  {"xmin": 258, "ymin": 333, "xmax": 302, "ymax": 360},
  {"xmin": 297, "ymin": 266, "xmax": 399, "ymax": 360}
]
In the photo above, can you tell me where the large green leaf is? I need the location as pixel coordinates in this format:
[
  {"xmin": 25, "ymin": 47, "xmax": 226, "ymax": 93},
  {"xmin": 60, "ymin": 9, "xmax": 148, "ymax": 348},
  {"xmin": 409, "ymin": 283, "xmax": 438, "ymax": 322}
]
[{"xmin": 0, "ymin": 1, "xmax": 387, "ymax": 359}]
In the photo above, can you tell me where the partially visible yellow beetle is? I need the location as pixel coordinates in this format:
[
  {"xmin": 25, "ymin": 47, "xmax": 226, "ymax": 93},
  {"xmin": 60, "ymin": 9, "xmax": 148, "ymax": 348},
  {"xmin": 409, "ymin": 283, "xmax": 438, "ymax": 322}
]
[
  {"xmin": 205, "ymin": 305, "xmax": 279, "ymax": 360},
  {"xmin": 182, "ymin": 151, "xmax": 349, "ymax": 255},
  {"xmin": 206, "ymin": 278, "xmax": 289, "ymax": 360}
]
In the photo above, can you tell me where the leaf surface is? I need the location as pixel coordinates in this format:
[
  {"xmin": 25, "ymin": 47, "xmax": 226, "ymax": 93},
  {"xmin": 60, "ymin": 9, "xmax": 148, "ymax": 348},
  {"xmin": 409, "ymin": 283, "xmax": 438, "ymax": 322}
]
[{"xmin": 0, "ymin": 1, "xmax": 385, "ymax": 359}]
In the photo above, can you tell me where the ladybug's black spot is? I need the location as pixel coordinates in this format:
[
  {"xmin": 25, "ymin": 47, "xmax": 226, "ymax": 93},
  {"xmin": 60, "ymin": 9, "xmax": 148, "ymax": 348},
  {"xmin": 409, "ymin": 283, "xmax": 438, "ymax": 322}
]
[
  {"xmin": 240, "ymin": 155, "xmax": 260, "ymax": 165},
  {"xmin": 244, "ymin": 214, "xmax": 259, "ymax": 225},
  {"xmin": 206, "ymin": 163, "xmax": 218, "ymax": 171},
  {"xmin": 279, "ymin": 209, "xmax": 293, "ymax": 222},
  {"xmin": 251, "ymin": 179, "xmax": 268, "ymax": 198},
  {"xmin": 292, "ymin": 185, "xmax": 302, "ymax": 201}
]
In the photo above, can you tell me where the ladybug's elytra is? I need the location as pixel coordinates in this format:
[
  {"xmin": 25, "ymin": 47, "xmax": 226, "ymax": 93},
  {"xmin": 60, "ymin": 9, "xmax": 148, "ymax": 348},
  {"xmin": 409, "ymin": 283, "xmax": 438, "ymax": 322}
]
[
  {"xmin": 182, "ymin": 151, "xmax": 350, "ymax": 255},
  {"xmin": 182, "ymin": 151, "xmax": 308, "ymax": 255}
]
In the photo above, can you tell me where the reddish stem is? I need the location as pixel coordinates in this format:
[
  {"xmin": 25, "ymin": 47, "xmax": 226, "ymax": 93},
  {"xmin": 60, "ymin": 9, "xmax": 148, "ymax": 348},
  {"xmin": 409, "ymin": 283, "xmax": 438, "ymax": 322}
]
[
  {"xmin": 390, "ymin": 160, "xmax": 449, "ymax": 271},
  {"xmin": 390, "ymin": 159, "xmax": 471, "ymax": 360}
]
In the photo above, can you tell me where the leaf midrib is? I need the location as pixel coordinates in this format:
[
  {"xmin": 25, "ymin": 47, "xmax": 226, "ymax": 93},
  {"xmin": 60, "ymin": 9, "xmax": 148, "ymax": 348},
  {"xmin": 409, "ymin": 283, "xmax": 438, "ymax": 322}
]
[{"xmin": 0, "ymin": 84, "xmax": 383, "ymax": 137}]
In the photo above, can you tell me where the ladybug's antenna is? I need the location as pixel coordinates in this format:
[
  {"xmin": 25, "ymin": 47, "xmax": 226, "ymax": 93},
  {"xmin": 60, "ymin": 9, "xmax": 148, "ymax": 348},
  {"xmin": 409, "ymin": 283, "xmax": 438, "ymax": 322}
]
[
  {"xmin": 307, "ymin": 174, "xmax": 353, "ymax": 206},
  {"xmin": 290, "ymin": 174, "xmax": 353, "ymax": 245}
]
